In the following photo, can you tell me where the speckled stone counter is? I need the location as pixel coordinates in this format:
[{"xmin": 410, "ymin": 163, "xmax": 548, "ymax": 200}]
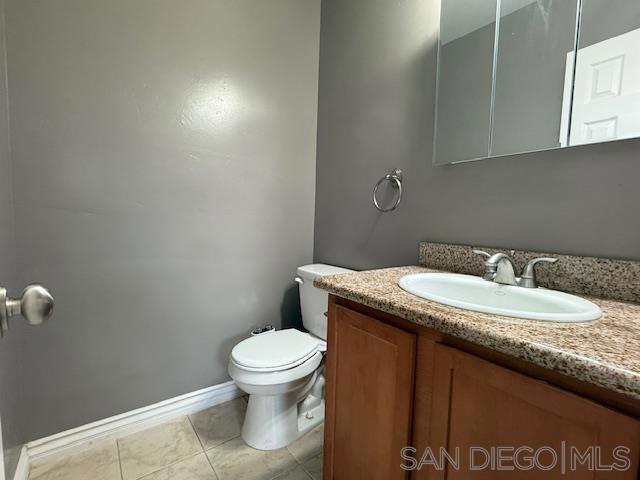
[{"xmin": 315, "ymin": 266, "xmax": 640, "ymax": 401}]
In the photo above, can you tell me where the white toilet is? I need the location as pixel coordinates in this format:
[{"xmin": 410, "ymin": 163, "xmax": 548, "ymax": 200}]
[{"xmin": 228, "ymin": 264, "xmax": 352, "ymax": 450}]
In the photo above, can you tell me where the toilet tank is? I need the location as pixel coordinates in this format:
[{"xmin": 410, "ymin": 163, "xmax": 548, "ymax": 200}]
[{"xmin": 296, "ymin": 264, "xmax": 353, "ymax": 340}]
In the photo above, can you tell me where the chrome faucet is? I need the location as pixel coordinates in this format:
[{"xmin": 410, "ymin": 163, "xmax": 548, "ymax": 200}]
[
  {"xmin": 473, "ymin": 250, "xmax": 557, "ymax": 288},
  {"xmin": 473, "ymin": 250, "xmax": 519, "ymax": 286}
]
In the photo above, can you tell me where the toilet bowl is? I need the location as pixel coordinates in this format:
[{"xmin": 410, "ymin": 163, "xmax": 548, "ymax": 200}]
[{"xmin": 228, "ymin": 264, "xmax": 352, "ymax": 450}]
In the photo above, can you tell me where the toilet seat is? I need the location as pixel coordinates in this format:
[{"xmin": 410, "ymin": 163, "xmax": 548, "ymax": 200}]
[{"xmin": 231, "ymin": 329, "xmax": 325, "ymax": 373}]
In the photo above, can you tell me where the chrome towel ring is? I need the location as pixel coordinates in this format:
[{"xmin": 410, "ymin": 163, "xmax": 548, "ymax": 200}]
[{"xmin": 373, "ymin": 169, "xmax": 403, "ymax": 212}]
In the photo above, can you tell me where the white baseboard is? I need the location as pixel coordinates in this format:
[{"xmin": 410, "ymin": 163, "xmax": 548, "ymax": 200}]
[
  {"xmin": 12, "ymin": 447, "xmax": 29, "ymax": 480},
  {"xmin": 25, "ymin": 380, "xmax": 242, "ymax": 464}
]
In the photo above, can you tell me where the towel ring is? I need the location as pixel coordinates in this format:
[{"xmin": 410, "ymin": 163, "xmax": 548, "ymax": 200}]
[{"xmin": 373, "ymin": 169, "xmax": 403, "ymax": 212}]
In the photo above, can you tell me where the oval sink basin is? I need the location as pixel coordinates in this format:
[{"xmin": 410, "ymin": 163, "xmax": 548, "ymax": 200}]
[{"xmin": 398, "ymin": 273, "xmax": 602, "ymax": 322}]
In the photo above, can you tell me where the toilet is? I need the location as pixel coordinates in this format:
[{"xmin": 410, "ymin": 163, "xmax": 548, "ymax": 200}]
[{"xmin": 228, "ymin": 264, "xmax": 352, "ymax": 450}]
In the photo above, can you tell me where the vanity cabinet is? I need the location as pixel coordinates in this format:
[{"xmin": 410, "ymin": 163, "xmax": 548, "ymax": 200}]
[
  {"xmin": 430, "ymin": 344, "xmax": 638, "ymax": 479},
  {"xmin": 323, "ymin": 305, "xmax": 416, "ymax": 480},
  {"xmin": 323, "ymin": 296, "xmax": 640, "ymax": 480}
]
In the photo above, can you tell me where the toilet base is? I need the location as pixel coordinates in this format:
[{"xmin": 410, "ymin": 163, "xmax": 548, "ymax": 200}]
[{"xmin": 241, "ymin": 373, "xmax": 325, "ymax": 450}]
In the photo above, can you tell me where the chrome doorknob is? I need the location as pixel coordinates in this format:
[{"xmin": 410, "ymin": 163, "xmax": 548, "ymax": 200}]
[
  {"xmin": 0, "ymin": 284, "xmax": 54, "ymax": 335},
  {"xmin": 17, "ymin": 285, "xmax": 55, "ymax": 326}
]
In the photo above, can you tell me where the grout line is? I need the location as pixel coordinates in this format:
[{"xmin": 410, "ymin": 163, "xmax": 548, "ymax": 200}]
[
  {"xmin": 119, "ymin": 417, "xmax": 208, "ymax": 480},
  {"xmin": 115, "ymin": 440, "xmax": 125, "ymax": 480},
  {"xmin": 268, "ymin": 466, "xmax": 295, "ymax": 480},
  {"xmin": 270, "ymin": 464, "xmax": 313, "ymax": 480},
  {"xmin": 284, "ymin": 445, "xmax": 299, "ymax": 464},
  {"xmin": 186, "ymin": 415, "xmax": 206, "ymax": 453},
  {"xmin": 204, "ymin": 435, "xmax": 241, "ymax": 453},
  {"xmin": 203, "ymin": 435, "xmax": 240, "ymax": 453},
  {"xmin": 204, "ymin": 435, "xmax": 250, "ymax": 479},
  {"xmin": 300, "ymin": 466, "xmax": 316, "ymax": 479},
  {"xmin": 199, "ymin": 432, "xmax": 222, "ymax": 480},
  {"xmin": 187, "ymin": 398, "xmax": 245, "ymax": 453},
  {"xmin": 201, "ymin": 435, "xmax": 243, "ymax": 479},
  {"xmin": 202, "ymin": 449, "xmax": 220, "ymax": 480},
  {"xmin": 300, "ymin": 452, "xmax": 322, "ymax": 480},
  {"xmin": 134, "ymin": 451, "xmax": 204, "ymax": 480}
]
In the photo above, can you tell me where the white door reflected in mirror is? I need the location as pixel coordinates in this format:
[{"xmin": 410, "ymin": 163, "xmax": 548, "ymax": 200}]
[{"xmin": 561, "ymin": 28, "xmax": 640, "ymax": 147}]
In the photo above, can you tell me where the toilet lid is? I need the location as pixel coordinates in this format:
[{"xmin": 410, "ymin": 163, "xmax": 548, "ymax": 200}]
[{"xmin": 231, "ymin": 329, "xmax": 323, "ymax": 371}]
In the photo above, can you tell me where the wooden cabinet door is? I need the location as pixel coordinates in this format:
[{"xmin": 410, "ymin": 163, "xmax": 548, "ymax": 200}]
[
  {"xmin": 429, "ymin": 344, "xmax": 640, "ymax": 479},
  {"xmin": 323, "ymin": 304, "xmax": 416, "ymax": 480}
]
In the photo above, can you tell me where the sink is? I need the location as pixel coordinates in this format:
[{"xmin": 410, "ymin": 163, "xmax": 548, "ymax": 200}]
[{"xmin": 398, "ymin": 273, "xmax": 602, "ymax": 322}]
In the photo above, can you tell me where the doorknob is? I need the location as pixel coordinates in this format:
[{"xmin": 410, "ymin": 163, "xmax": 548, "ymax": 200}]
[{"xmin": 0, "ymin": 284, "xmax": 54, "ymax": 336}]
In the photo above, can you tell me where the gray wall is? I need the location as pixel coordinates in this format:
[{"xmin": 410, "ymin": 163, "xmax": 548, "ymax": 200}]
[
  {"xmin": 6, "ymin": 0, "xmax": 320, "ymax": 440},
  {"xmin": 314, "ymin": 0, "xmax": 640, "ymax": 271},
  {"xmin": 0, "ymin": 0, "xmax": 24, "ymax": 476},
  {"xmin": 581, "ymin": 0, "xmax": 640, "ymax": 47}
]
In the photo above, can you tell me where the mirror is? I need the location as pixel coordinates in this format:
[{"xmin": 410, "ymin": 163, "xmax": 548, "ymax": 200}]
[
  {"xmin": 435, "ymin": 0, "xmax": 497, "ymax": 164},
  {"xmin": 492, "ymin": 0, "xmax": 579, "ymax": 156},
  {"xmin": 567, "ymin": 0, "xmax": 640, "ymax": 147},
  {"xmin": 434, "ymin": 0, "xmax": 640, "ymax": 165}
]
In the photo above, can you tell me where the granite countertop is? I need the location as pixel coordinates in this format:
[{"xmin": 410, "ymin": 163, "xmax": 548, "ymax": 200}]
[{"xmin": 315, "ymin": 266, "xmax": 640, "ymax": 401}]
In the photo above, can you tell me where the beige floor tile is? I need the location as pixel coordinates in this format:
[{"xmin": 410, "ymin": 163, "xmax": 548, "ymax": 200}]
[
  {"xmin": 28, "ymin": 439, "xmax": 121, "ymax": 480},
  {"xmin": 118, "ymin": 416, "xmax": 203, "ymax": 480},
  {"xmin": 138, "ymin": 453, "xmax": 217, "ymax": 480},
  {"xmin": 189, "ymin": 398, "xmax": 246, "ymax": 449},
  {"xmin": 301, "ymin": 454, "xmax": 322, "ymax": 480},
  {"xmin": 206, "ymin": 437, "xmax": 297, "ymax": 480},
  {"xmin": 286, "ymin": 424, "xmax": 323, "ymax": 463},
  {"xmin": 272, "ymin": 465, "xmax": 312, "ymax": 480}
]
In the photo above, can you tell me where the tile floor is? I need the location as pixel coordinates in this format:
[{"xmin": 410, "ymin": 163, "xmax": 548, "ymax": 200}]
[{"xmin": 28, "ymin": 397, "xmax": 323, "ymax": 480}]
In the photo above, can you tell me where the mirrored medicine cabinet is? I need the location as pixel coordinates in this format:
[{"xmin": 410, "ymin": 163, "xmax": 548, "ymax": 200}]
[{"xmin": 434, "ymin": 0, "xmax": 640, "ymax": 164}]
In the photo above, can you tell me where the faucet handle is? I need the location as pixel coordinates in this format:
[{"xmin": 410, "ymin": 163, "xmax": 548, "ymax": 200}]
[
  {"xmin": 473, "ymin": 250, "xmax": 491, "ymax": 261},
  {"xmin": 520, "ymin": 257, "xmax": 558, "ymax": 288},
  {"xmin": 473, "ymin": 250, "xmax": 498, "ymax": 282}
]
